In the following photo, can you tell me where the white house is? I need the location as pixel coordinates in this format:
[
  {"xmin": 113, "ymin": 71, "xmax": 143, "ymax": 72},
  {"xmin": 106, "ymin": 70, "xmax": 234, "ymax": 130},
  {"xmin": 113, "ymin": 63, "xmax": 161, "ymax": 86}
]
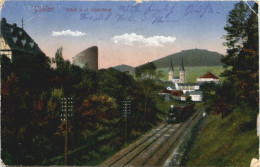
[
  {"xmin": 197, "ymin": 72, "xmax": 220, "ymax": 85},
  {"xmin": 189, "ymin": 91, "xmax": 203, "ymax": 101},
  {"xmin": 180, "ymin": 95, "xmax": 186, "ymax": 101},
  {"xmin": 175, "ymin": 82, "xmax": 200, "ymax": 94}
]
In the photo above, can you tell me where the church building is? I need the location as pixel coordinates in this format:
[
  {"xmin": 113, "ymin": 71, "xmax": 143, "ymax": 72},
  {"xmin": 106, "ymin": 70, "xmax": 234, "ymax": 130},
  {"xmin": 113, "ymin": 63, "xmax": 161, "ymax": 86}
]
[{"xmin": 168, "ymin": 56, "xmax": 186, "ymax": 83}]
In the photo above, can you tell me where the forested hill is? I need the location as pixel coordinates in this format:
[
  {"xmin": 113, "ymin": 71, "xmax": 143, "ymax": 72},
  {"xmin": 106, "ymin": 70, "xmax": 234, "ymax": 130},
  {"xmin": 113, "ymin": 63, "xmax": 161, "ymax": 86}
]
[
  {"xmin": 151, "ymin": 49, "xmax": 223, "ymax": 68},
  {"xmin": 113, "ymin": 49, "xmax": 223, "ymax": 72},
  {"xmin": 112, "ymin": 64, "xmax": 135, "ymax": 73}
]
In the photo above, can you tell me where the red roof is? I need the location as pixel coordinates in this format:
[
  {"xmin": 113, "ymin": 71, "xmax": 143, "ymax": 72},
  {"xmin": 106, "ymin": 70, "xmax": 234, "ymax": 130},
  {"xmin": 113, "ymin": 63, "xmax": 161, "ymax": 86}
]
[
  {"xmin": 162, "ymin": 90, "xmax": 183, "ymax": 96},
  {"xmin": 200, "ymin": 72, "xmax": 219, "ymax": 79},
  {"xmin": 170, "ymin": 90, "xmax": 183, "ymax": 96},
  {"xmin": 163, "ymin": 89, "xmax": 171, "ymax": 93}
]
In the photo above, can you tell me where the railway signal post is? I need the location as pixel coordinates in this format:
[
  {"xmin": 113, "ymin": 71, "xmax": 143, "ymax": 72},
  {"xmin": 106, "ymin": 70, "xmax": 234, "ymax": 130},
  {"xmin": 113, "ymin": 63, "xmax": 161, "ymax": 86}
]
[
  {"xmin": 61, "ymin": 97, "xmax": 74, "ymax": 166},
  {"xmin": 122, "ymin": 99, "xmax": 131, "ymax": 144}
]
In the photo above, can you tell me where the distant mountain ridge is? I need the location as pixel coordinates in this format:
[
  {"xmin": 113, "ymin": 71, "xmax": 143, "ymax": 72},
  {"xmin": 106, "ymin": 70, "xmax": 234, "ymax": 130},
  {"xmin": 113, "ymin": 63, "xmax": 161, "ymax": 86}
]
[
  {"xmin": 151, "ymin": 49, "xmax": 223, "ymax": 69},
  {"xmin": 113, "ymin": 64, "xmax": 135, "ymax": 73},
  {"xmin": 113, "ymin": 49, "xmax": 223, "ymax": 72}
]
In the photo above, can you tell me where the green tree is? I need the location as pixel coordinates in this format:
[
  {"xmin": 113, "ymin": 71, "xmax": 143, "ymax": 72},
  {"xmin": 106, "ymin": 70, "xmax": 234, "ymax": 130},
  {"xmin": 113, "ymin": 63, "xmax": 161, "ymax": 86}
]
[
  {"xmin": 74, "ymin": 94, "xmax": 119, "ymax": 138},
  {"xmin": 97, "ymin": 68, "xmax": 134, "ymax": 102},
  {"xmin": 47, "ymin": 88, "xmax": 64, "ymax": 117},
  {"xmin": 135, "ymin": 62, "xmax": 157, "ymax": 79},
  {"xmin": 200, "ymin": 82, "xmax": 218, "ymax": 102},
  {"xmin": 185, "ymin": 93, "xmax": 192, "ymax": 102},
  {"xmin": 1, "ymin": 54, "xmax": 12, "ymax": 80},
  {"xmin": 134, "ymin": 62, "xmax": 163, "ymax": 122},
  {"xmin": 155, "ymin": 70, "xmax": 165, "ymax": 80},
  {"xmin": 212, "ymin": 81, "xmax": 234, "ymax": 118},
  {"xmin": 221, "ymin": 2, "xmax": 258, "ymax": 107}
]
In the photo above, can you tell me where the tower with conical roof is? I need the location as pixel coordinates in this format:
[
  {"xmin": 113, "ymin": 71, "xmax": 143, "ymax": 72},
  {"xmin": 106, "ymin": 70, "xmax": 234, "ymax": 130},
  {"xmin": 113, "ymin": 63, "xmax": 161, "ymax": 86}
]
[
  {"xmin": 168, "ymin": 59, "xmax": 174, "ymax": 81},
  {"xmin": 179, "ymin": 56, "xmax": 185, "ymax": 83}
]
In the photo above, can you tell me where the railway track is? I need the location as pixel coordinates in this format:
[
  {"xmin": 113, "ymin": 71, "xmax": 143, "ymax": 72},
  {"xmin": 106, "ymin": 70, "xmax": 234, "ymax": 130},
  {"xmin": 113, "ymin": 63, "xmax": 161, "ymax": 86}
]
[{"xmin": 102, "ymin": 106, "xmax": 205, "ymax": 166}]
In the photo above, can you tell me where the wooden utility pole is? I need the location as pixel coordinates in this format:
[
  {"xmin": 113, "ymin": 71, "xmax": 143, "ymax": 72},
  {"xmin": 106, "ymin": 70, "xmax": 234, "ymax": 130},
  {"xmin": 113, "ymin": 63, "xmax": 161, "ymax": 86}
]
[
  {"xmin": 125, "ymin": 115, "xmax": 127, "ymax": 144},
  {"xmin": 61, "ymin": 97, "xmax": 73, "ymax": 166},
  {"xmin": 122, "ymin": 99, "xmax": 131, "ymax": 144},
  {"xmin": 65, "ymin": 101, "xmax": 68, "ymax": 166}
]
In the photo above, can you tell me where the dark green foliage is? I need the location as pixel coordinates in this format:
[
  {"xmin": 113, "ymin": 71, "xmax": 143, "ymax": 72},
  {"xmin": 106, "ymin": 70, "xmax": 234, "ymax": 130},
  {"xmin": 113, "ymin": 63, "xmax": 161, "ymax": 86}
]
[
  {"xmin": 200, "ymin": 82, "xmax": 218, "ymax": 102},
  {"xmin": 1, "ymin": 47, "xmax": 165, "ymax": 165},
  {"xmin": 212, "ymin": 81, "xmax": 235, "ymax": 117},
  {"xmin": 183, "ymin": 3, "xmax": 258, "ymax": 166},
  {"xmin": 223, "ymin": 2, "xmax": 249, "ymax": 54},
  {"xmin": 1, "ymin": 54, "xmax": 12, "ymax": 80},
  {"xmin": 97, "ymin": 68, "xmax": 134, "ymax": 102},
  {"xmin": 11, "ymin": 51, "xmax": 52, "ymax": 95},
  {"xmin": 185, "ymin": 93, "xmax": 192, "ymax": 102},
  {"xmin": 213, "ymin": 2, "xmax": 258, "ymax": 116},
  {"xmin": 135, "ymin": 62, "xmax": 157, "ymax": 79}
]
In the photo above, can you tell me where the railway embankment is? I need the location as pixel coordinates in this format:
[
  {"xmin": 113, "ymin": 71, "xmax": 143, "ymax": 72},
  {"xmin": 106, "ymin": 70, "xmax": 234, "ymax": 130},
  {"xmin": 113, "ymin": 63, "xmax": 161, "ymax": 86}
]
[{"xmin": 182, "ymin": 104, "xmax": 258, "ymax": 166}]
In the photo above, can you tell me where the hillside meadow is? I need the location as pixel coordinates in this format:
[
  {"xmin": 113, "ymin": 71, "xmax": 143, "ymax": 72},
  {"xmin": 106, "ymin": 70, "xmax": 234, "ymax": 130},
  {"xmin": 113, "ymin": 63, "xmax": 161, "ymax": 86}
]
[
  {"xmin": 182, "ymin": 105, "xmax": 258, "ymax": 166},
  {"xmin": 157, "ymin": 66, "xmax": 226, "ymax": 83}
]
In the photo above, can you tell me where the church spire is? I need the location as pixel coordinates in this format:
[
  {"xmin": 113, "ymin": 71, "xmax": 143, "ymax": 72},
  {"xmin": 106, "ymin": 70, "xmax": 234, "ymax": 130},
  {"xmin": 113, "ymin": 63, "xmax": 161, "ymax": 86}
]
[
  {"xmin": 179, "ymin": 55, "xmax": 185, "ymax": 83},
  {"xmin": 169, "ymin": 59, "xmax": 174, "ymax": 71},
  {"xmin": 168, "ymin": 59, "xmax": 174, "ymax": 81},
  {"xmin": 180, "ymin": 56, "xmax": 185, "ymax": 71}
]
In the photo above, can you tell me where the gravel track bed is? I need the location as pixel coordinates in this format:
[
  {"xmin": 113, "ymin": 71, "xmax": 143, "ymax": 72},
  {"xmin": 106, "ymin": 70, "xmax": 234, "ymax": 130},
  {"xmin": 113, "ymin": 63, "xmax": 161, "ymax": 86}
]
[
  {"xmin": 102, "ymin": 123, "xmax": 167, "ymax": 166},
  {"xmin": 102, "ymin": 106, "xmax": 206, "ymax": 166},
  {"xmin": 156, "ymin": 107, "xmax": 204, "ymax": 166},
  {"xmin": 111, "ymin": 124, "xmax": 173, "ymax": 166},
  {"xmin": 128, "ymin": 124, "xmax": 179, "ymax": 166}
]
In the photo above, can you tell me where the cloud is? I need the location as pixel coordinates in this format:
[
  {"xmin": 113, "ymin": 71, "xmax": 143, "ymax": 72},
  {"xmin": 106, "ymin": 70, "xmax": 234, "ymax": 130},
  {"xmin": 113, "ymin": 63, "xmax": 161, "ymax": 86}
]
[
  {"xmin": 111, "ymin": 33, "xmax": 176, "ymax": 47},
  {"xmin": 51, "ymin": 30, "xmax": 86, "ymax": 37}
]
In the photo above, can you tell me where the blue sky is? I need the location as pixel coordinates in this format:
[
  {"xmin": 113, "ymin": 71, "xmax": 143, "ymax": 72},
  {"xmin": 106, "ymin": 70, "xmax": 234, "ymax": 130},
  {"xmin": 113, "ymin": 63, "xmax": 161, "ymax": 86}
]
[{"xmin": 1, "ymin": 1, "xmax": 255, "ymax": 68}]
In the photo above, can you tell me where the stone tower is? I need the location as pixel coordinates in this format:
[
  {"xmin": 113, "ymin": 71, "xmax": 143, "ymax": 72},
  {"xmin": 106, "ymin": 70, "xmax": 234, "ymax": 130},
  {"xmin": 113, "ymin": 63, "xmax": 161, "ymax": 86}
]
[
  {"xmin": 179, "ymin": 56, "xmax": 185, "ymax": 83},
  {"xmin": 72, "ymin": 46, "xmax": 98, "ymax": 71},
  {"xmin": 168, "ymin": 59, "xmax": 174, "ymax": 81}
]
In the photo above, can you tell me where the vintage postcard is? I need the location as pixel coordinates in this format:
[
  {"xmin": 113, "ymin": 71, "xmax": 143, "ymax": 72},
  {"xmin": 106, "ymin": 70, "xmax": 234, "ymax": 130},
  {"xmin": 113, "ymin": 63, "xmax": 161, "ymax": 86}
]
[{"xmin": 0, "ymin": 0, "xmax": 259, "ymax": 166}]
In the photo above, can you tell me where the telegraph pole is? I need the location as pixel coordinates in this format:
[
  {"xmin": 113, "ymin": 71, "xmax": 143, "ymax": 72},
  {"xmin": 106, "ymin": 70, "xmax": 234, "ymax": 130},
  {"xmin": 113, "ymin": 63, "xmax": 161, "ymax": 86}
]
[
  {"xmin": 125, "ymin": 114, "xmax": 127, "ymax": 144},
  {"xmin": 65, "ymin": 102, "xmax": 68, "ymax": 166},
  {"xmin": 61, "ymin": 97, "xmax": 74, "ymax": 166},
  {"xmin": 122, "ymin": 99, "xmax": 131, "ymax": 144}
]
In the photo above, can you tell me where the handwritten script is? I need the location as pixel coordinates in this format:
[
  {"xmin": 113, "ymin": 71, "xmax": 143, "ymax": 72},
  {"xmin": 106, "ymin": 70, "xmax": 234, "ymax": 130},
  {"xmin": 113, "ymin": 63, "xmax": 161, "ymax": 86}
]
[
  {"xmin": 185, "ymin": 4, "xmax": 216, "ymax": 17},
  {"xmin": 74, "ymin": 3, "xmax": 220, "ymax": 23}
]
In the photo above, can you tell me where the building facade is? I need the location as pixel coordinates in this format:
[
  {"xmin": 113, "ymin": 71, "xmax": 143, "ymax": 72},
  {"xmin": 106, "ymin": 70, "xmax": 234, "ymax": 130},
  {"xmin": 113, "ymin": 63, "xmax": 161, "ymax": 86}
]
[
  {"xmin": 0, "ymin": 18, "xmax": 43, "ymax": 63},
  {"xmin": 189, "ymin": 91, "xmax": 203, "ymax": 101},
  {"xmin": 168, "ymin": 56, "xmax": 186, "ymax": 83},
  {"xmin": 175, "ymin": 82, "xmax": 200, "ymax": 94}
]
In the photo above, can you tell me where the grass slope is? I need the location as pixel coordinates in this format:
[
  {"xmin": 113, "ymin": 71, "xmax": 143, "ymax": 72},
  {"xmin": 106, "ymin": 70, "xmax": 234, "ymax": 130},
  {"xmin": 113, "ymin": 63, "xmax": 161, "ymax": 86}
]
[
  {"xmin": 183, "ymin": 105, "xmax": 258, "ymax": 166},
  {"xmin": 158, "ymin": 66, "xmax": 226, "ymax": 83}
]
